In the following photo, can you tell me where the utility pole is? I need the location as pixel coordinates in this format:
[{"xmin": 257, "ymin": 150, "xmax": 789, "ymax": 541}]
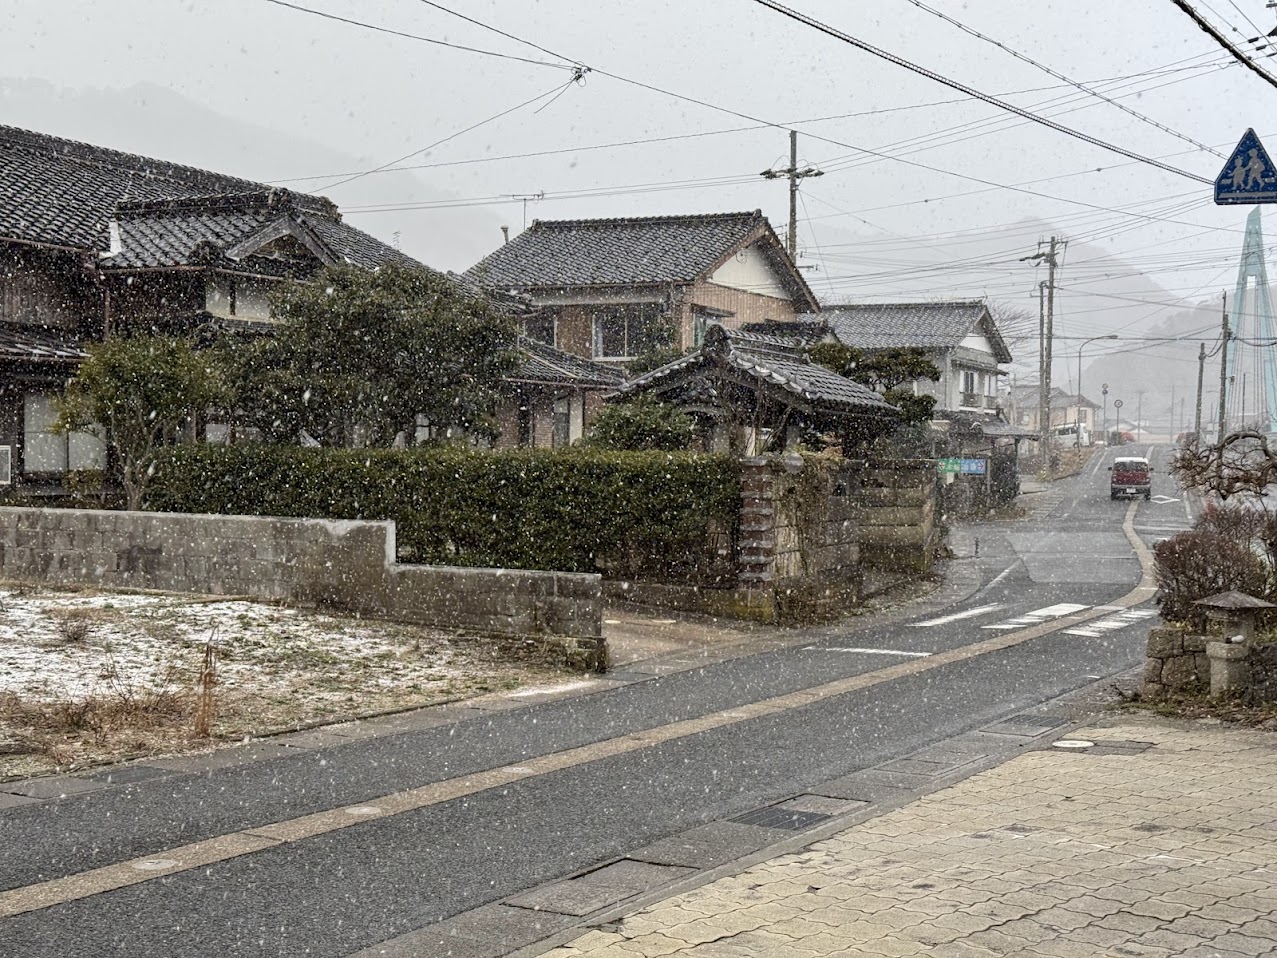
[
  {"xmin": 1194, "ymin": 342, "xmax": 1206, "ymax": 440},
  {"xmin": 1136, "ymin": 390, "xmax": 1145, "ymax": 443},
  {"xmin": 1023, "ymin": 237, "xmax": 1062, "ymax": 478},
  {"xmin": 1219, "ymin": 292, "xmax": 1230, "ymax": 442},
  {"xmin": 761, "ymin": 131, "xmax": 824, "ymax": 257},
  {"xmin": 1170, "ymin": 384, "xmax": 1176, "ymax": 442}
]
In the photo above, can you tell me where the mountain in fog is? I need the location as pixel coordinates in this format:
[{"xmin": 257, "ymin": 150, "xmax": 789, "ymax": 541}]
[{"xmin": 0, "ymin": 78, "xmax": 506, "ymax": 271}]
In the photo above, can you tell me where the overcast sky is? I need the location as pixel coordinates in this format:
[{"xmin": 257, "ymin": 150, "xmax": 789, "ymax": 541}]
[{"xmin": 4, "ymin": 0, "xmax": 1277, "ymax": 385}]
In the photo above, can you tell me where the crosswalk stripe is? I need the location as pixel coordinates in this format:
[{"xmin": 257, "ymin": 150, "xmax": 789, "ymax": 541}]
[
  {"xmin": 908, "ymin": 604, "xmax": 1005, "ymax": 627},
  {"xmin": 981, "ymin": 603, "xmax": 1089, "ymax": 630},
  {"xmin": 1063, "ymin": 608, "xmax": 1157, "ymax": 637}
]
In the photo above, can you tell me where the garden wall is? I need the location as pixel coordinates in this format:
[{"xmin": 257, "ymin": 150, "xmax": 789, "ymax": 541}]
[
  {"xmin": 0, "ymin": 507, "xmax": 605, "ymax": 667},
  {"xmin": 607, "ymin": 455, "xmax": 939, "ymax": 623}
]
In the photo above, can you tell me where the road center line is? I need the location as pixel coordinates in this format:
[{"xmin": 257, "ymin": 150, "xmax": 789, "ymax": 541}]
[{"xmin": 0, "ymin": 505, "xmax": 1158, "ymax": 921}]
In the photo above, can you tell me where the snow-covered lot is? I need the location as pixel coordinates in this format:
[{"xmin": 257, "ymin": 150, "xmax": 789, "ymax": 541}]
[{"xmin": 0, "ymin": 586, "xmax": 572, "ymax": 780}]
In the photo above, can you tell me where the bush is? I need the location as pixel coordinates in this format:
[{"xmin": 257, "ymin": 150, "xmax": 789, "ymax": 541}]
[
  {"xmin": 584, "ymin": 399, "xmax": 695, "ymax": 451},
  {"xmin": 146, "ymin": 445, "xmax": 739, "ymax": 577},
  {"xmin": 1154, "ymin": 530, "xmax": 1273, "ymax": 630}
]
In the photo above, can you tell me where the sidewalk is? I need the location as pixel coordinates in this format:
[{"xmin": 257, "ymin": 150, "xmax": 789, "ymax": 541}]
[{"xmin": 540, "ymin": 716, "xmax": 1277, "ymax": 958}]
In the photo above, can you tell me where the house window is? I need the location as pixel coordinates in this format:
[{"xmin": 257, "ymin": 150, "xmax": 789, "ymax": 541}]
[
  {"xmin": 553, "ymin": 396, "xmax": 571, "ymax": 448},
  {"xmin": 205, "ymin": 276, "xmax": 272, "ymax": 321},
  {"xmin": 524, "ymin": 313, "xmax": 555, "ymax": 345},
  {"xmin": 22, "ymin": 392, "xmax": 106, "ymax": 475},
  {"xmin": 593, "ymin": 303, "xmax": 670, "ymax": 360},
  {"xmin": 692, "ymin": 308, "xmax": 733, "ymax": 347}
]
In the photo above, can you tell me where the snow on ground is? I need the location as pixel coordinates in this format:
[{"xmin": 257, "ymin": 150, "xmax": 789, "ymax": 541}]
[{"xmin": 0, "ymin": 586, "xmax": 575, "ymax": 778}]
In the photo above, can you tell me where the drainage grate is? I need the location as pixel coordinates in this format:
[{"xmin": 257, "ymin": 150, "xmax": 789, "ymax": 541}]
[{"xmin": 731, "ymin": 806, "xmax": 833, "ymax": 831}]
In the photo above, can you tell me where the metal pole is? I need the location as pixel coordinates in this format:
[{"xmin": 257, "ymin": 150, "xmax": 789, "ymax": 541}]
[
  {"xmin": 1194, "ymin": 342, "xmax": 1205, "ymax": 440},
  {"xmin": 1038, "ymin": 280, "xmax": 1047, "ymax": 468},
  {"xmin": 1076, "ymin": 344, "xmax": 1083, "ymax": 448},
  {"xmin": 1044, "ymin": 237, "xmax": 1057, "ymax": 477},
  {"xmin": 1219, "ymin": 292, "xmax": 1230, "ymax": 441}
]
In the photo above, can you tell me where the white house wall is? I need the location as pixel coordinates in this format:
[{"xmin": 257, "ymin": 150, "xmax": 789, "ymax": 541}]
[{"xmin": 707, "ymin": 244, "xmax": 793, "ymax": 300}]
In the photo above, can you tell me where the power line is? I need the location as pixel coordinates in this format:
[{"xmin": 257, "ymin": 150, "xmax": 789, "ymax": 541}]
[
  {"xmin": 411, "ymin": 0, "xmax": 581, "ymax": 66},
  {"xmin": 748, "ymin": 0, "xmax": 1213, "ymax": 183},
  {"xmin": 259, "ymin": 0, "xmax": 577, "ymax": 71},
  {"xmin": 1168, "ymin": 0, "xmax": 1277, "ymax": 90},
  {"xmin": 317, "ymin": 79, "xmax": 579, "ymax": 192},
  {"xmin": 898, "ymin": 0, "xmax": 1224, "ymax": 156}
]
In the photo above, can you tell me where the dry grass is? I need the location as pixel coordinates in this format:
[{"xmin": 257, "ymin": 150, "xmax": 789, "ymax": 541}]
[{"xmin": 0, "ymin": 589, "xmax": 579, "ymax": 781}]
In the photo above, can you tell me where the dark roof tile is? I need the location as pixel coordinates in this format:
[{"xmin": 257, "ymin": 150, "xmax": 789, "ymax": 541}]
[
  {"xmin": 0, "ymin": 125, "xmax": 414, "ymax": 272},
  {"xmin": 813, "ymin": 300, "xmax": 1012, "ymax": 363},
  {"xmin": 465, "ymin": 211, "xmax": 769, "ymax": 289}
]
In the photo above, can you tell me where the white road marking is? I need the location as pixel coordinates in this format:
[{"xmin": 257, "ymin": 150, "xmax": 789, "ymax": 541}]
[
  {"xmin": 982, "ymin": 603, "xmax": 1090, "ymax": 630},
  {"xmin": 1063, "ymin": 608, "xmax": 1157, "ymax": 637},
  {"xmin": 985, "ymin": 563, "xmax": 1018, "ymax": 589},
  {"xmin": 805, "ymin": 647, "xmax": 932, "ymax": 657},
  {"xmin": 908, "ymin": 603, "xmax": 1005, "ymax": 627}
]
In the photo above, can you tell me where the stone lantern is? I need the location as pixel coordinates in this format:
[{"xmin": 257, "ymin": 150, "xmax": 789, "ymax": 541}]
[{"xmin": 1195, "ymin": 591, "xmax": 1277, "ymax": 696}]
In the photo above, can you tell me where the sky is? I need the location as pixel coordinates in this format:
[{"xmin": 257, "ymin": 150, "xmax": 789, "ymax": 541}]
[{"xmin": 4, "ymin": 0, "xmax": 1277, "ymax": 402}]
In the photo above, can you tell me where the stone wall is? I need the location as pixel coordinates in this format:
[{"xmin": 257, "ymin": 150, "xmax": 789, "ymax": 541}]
[
  {"xmin": 850, "ymin": 461, "xmax": 940, "ymax": 573},
  {"xmin": 0, "ymin": 507, "xmax": 605, "ymax": 669},
  {"xmin": 1142, "ymin": 625, "xmax": 1210, "ymax": 698}
]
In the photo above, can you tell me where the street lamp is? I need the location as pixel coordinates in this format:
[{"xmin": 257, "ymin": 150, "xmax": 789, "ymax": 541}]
[{"xmin": 1077, "ymin": 335, "xmax": 1118, "ymax": 446}]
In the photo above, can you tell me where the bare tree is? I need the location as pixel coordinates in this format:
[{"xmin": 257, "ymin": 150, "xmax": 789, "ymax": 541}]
[{"xmin": 1171, "ymin": 430, "xmax": 1277, "ymax": 500}]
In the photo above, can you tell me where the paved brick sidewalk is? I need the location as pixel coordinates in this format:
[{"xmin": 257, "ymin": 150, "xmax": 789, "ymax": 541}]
[{"xmin": 541, "ymin": 717, "xmax": 1277, "ymax": 958}]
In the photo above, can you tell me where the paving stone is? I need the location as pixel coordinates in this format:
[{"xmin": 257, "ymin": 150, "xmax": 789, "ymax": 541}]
[{"xmin": 1, "ymin": 775, "xmax": 105, "ymax": 799}]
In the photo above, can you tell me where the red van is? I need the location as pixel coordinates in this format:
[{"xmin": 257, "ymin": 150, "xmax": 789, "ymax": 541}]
[{"xmin": 1109, "ymin": 457, "xmax": 1152, "ymax": 500}]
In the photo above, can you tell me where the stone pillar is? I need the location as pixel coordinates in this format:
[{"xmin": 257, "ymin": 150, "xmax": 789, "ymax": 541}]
[
  {"xmin": 737, "ymin": 458, "xmax": 776, "ymax": 587},
  {"xmin": 1207, "ymin": 641, "xmax": 1249, "ymax": 697}
]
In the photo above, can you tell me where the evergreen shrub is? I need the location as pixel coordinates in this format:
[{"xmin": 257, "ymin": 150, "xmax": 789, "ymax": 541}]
[{"xmin": 147, "ymin": 445, "xmax": 740, "ymax": 576}]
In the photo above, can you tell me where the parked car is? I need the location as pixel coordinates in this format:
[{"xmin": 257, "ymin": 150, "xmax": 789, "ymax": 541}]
[{"xmin": 1108, "ymin": 457, "xmax": 1152, "ymax": 500}]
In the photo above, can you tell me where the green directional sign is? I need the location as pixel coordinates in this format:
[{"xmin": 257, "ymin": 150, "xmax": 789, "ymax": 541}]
[{"xmin": 938, "ymin": 458, "xmax": 961, "ymax": 474}]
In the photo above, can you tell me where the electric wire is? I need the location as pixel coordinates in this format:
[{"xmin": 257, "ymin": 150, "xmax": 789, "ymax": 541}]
[{"xmin": 748, "ymin": 0, "xmax": 1213, "ymax": 183}]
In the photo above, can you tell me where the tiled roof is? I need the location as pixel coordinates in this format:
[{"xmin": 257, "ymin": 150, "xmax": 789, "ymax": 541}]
[
  {"xmin": 619, "ymin": 325, "xmax": 896, "ymax": 415},
  {"xmin": 0, "ymin": 322, "xmax": 88, "ymax": 363},
  {"xmin": 0, "ymin": 125, "xmax": 414, "ymax": 271},
  {"xmin": 513, "ymin": 337, "xmax": 625, "ymax": 388},
  {"xmin": 465, "ymin": 211, "xmax": 770, "ymax": 290},
  {"xmin": 814, "ymin": 300, "xmax": 1013, "ymax": 363}
]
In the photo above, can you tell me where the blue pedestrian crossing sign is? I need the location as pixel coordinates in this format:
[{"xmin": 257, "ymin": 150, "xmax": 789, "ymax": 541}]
[{"xmin": 1215, "ymin": 129, "xmax": 1277, "ymax": 204}]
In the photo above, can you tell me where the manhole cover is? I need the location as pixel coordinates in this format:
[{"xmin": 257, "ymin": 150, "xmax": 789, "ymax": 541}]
[{"xmin": 1052, "ymin": 740, "xmax": 1095, "ymax": 750}]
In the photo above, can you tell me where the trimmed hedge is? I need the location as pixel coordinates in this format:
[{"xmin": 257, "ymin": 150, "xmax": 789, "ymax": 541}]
[{"xmin": 146, "ymin": 445, "xmax": 740, "ymax": 576}]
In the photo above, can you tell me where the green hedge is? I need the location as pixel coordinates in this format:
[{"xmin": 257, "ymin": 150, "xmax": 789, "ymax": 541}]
[{"xmin": 146, "ymin": 445, "xmax": 740, "ymax": 576}]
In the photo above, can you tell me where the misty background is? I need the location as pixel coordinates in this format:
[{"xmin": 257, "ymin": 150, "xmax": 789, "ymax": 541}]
[{"xmin": 4, "ymin": 0, "xmax": 1275, "ymax": 430}]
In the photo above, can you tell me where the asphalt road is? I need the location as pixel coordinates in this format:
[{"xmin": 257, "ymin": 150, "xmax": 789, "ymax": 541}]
[{"xmin": 0, "ymin": 445, "xmax": 1191, "ymax": 958}]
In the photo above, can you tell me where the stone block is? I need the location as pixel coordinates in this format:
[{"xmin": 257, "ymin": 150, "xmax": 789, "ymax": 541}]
[
  {"xmin": 1146, "ymin": 627, "xmax": 1185, "ymax": 657},
  {"xmin": 1143, "ymin": 658, "xmax": 1163, "ymax": 684},
  {"xmin": 1161, "ymin": 654, "xmax": 1202, "ymax": 690},
  {"xmin": 1183, "ymin": 633, "xmax": 1209, "ymax": 653}
]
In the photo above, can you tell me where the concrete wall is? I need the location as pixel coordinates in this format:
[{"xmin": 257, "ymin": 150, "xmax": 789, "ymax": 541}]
[
  {"xmin": 850, "ymin": 461, "xmax": 940, "ymax": 573},
  {"xmin": 0, "ymin": 506, "xmax": 605, "ymax": 666}
]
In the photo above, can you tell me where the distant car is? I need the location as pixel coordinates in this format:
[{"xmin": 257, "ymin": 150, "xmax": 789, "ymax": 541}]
[{"xmin": 1109, "ymin": 456, "xmax": 1152, "ymax": 501}]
